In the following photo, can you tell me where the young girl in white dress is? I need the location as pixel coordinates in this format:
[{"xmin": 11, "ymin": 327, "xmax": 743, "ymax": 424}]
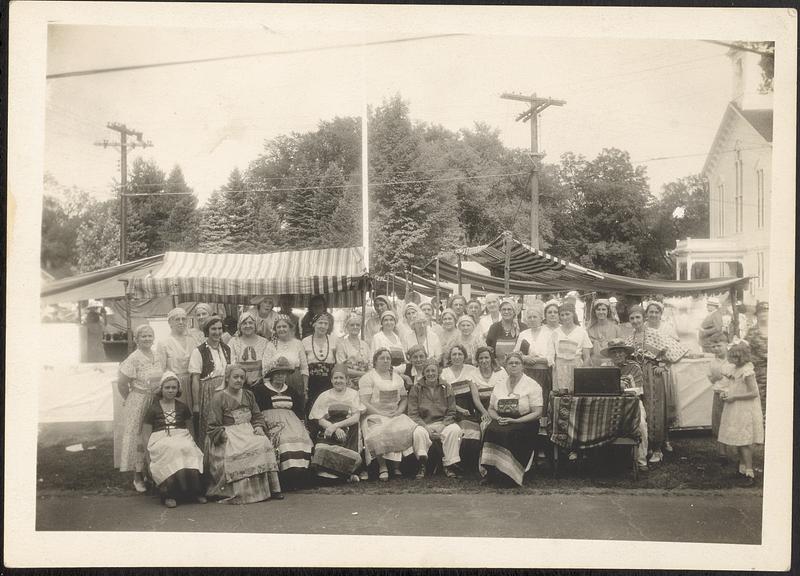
[{"xmin": 717, "ymin": 341, "xmax": 764, "ymax": 486}]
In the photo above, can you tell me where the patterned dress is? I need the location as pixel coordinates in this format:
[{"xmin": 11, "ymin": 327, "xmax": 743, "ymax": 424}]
[
  {"xmin": 309, "ymin": 387, "xmax": 365, "ymax": 478},
  {"xmin": 229, "ymin": 335, "xmax": 272, "ymax": 387},
  {"xmin": 335, "ymin": 336, "xmax": 372, "ymax": 389},
  {"xmin": 205, "ymin": 389, "xmax": 281, "ymax": 504},
  {"xmin": 252, "ymin": 381, "xmax": 313, "ymax": 472},
  {"xmin": 118, "ymin": 348, "xmax": 167, "ymax": 472},
  {"xmin": 626, "ymin": 327, "xmax": 687, "ymax": 446}
]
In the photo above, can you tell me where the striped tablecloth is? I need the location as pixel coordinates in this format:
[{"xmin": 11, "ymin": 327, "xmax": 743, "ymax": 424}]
[{"xmin": 548, "ymin": 395, "xmax": 640, "ymax": 450}]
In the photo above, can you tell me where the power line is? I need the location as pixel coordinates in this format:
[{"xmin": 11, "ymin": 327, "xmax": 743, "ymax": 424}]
[
  {"xmin": 632, "ymin": 145, "xmax": 771, "ymax": 164},
  {"xmin": 46, "ymin": 33, "xmax": 468, "ymax": 80}
]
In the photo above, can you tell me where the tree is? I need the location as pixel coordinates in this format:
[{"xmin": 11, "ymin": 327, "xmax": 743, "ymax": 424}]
[
  {"xmin": 41, "ymin": 195, "xmax": 79, "ymax": 277},
  {"xmin": 199, "ymin": 190, "xmax": 228, "ymax": 253},
  {"xmin": 162, "ymin": 165, "xmax": 199, "ymax": 251},
  {"xmin": 646, "ymin": 174, "xmax": 710, "ymax": 275},
  {"xmin": 546, "ymin": 148, "xmax": 657, "ymax": 277},
  {"xmin": 369, "ymin": 95, "xmax": 461, "ymax": 275},
  {"xmin": 75, "ymin": 200, "xmax": 120, "ymax": 271},
  {"xmin": 220, "ymin": 167, "xmax": 256, "ymax": 252},
  {"xmin": 125, "ymin": 157, "xmax": 167, "ymax": 260}
]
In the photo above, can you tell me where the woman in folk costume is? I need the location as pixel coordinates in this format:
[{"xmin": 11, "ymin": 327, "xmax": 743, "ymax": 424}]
[
  {"xmin": 188, "ymin": 303, "xmax": 213, "ymax": 345},
  {"xmin": 440, "ymin": 344, "xmax": 489, "ymax": 462},
  {"xmin": 625, "ymin": 305, "xmax": 688, "ymax": 464},
  {"xmin": 364, "ymin": 295, "xmax": 392, "ymax": 345},
  {"xmin": 117, "ymin": 324, "xmax": 167, "ymax": 492},
  {"xmin": 645, "ymin": 301, "xmax": 680, "ymax": 341},
  {"xmin": 142, "ymin": 371, "xmax": 206, "ymax": 508},
  {"xmin": 358, "ymin": 348, "xmax": 418, "ymax": 481},
  {"xmin": 252, "ymin": 357, "xmax": 313, "ymax": 483},
  {"xmin": 264, "ymin": 314, "xmax": 309, "ymax": 413},
  {"xmin": 403, "ymin": 312, "xmax": 443, "ymax": 366},
  {"xmin": 205, "ymin": 364, "xmax": 283, "ymax": 503},
  {"xmin": 228, "ymin": 309, "xmax": 273, "ymax": 389},
  {"xmin": 335, "ymin": 313, "xmax": 372, "ymax": 389},
  {"xmin": 451, "ymin": 314, "xmax": 485, "ymax": 367},
  {"xmin": 308, "ymin": 363, "xmax": 365, "ymax": 483},
  {"xmin": 551, "ymin": 302, "xmax": 593, "ymax": 393},
  {"xmin": 587, "ymin": 298, "xmax": 623, "ymax": 367},
  {"xmin": 302, "ymin": 313, "xmax": 339, "ymax": 418},
  {"xmin": 437, "ymin": 308, "xmax": 461, "ymax": 365},
  {"xmin": 157, "ymin": 307, "xmax": 198, "ymax": 420},
  {"xmin": 515, "ymin": 301, "xmax": 555, "ymax": 421},
  {"xmin": 370, "ymin": 309, "xmax": 407, "ymax": 375},
  {"xmin": 485, "ymin": 298, "xmax": 528, "ymax": 365},
  {"xmin": 188, "ymin": 316, "xmax": 232, "ymax": 448},
  {"xmin": 479, "ymin": 352, "xmax": 543, "ymax": 486}
]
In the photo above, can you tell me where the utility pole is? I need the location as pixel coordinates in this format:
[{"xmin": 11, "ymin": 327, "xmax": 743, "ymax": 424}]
[
  {"xmin": 95, "ymin": 123, "xmax": 153, "ymax": 263},
  {"xmin": 500, "ymin": 92, "xmax": 565, "ymax": 250}
]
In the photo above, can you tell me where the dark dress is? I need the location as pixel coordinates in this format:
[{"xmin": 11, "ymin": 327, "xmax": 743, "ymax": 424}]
[
  {"xmin": 251, "ymin": 382, "xmax": 313, "ymax": 472},
  {"xmin": 143, "ymin": 400, "xmax": 204, "ymax": 501},
  {"xmin": 485, "ymin": 321, "xmax": 528, "ymax": 364}
]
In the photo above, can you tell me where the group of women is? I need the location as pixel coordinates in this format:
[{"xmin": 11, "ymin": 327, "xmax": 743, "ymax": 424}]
[{"xmin": 116, "ymin": 291, "xmax": 714, "ymax": 506}]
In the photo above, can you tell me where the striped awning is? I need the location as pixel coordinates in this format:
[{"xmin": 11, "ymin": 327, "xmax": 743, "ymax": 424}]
[
  {"xmin": 463, "ymin": 233, "xmax": 605, "ymax": 287},
  {"xmin": 431, "ymin": 233, "xmax": 751, "ymax": 296},
  {"xmin": 128, "ymin": 247, "xmax": 367, "ymax": 306}
]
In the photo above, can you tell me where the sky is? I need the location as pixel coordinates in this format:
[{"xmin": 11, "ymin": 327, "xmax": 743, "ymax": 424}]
[{"xmin": 44, "ymin": 25, "xmax": 763, "ymax": 206}]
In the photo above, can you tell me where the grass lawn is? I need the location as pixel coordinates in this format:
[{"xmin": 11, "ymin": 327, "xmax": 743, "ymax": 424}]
[{"xmin": 37, "ymin": 428, "xmax": 764, "ymax": 497}]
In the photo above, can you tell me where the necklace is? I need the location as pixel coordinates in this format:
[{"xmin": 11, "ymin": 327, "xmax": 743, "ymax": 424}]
[{"xmin": 312, "ymin": 334, "xmax": 330, "ymax": 362}]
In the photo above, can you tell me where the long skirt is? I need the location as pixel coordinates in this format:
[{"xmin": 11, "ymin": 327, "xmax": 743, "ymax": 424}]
[
  {"xmin": 197, "ymin": 376, "xmax": 223, "ymax": 448},
  {"xmin": 554, "ymin": 358, "xmax": 577, "ymax": 393},
  {"xmin": 147, "ymin": 428, "xmax": 204, "ymax": 485},
  {"xmin": 119, "ymin": 389, "xmax": 153, "ymax": 473},
  {"xmin": 263, "ymin": 408, "xmax": 313, "ymax": 472},
  {"xmin": 641, "ymin": 363, "xmax": 670, "ymax": 447},
  {"xmin": 362, "ymin": 413, "xmax": 416, "ymax": 464},
  {"xmin": 206, "ymin": 423, "xmax": 281, "ymax": 504},
  {"xmin": 525, "ymin": 366, "xmax": 553, "ymax": 418},
  {"xmin": 479, "ymin": 419, "xmax": 540, "ymax": 486},
  {"xmin": 711, "ymin": 391, "xmax": 724, "ymax": 438},
  {"xmin": 312, "ymin": 424, "xmax": 362, "ymax": 478}
]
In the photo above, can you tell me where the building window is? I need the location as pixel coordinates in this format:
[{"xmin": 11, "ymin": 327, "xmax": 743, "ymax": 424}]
[
  {"xmin": 717, "ymin": 183, "xmax": 725, "ymax": 236},
  {"xmin": 734, "ymin": 160, "xmax": 743, "ymax": 233},
  {"xmin": 756, "ymin": 169, "xmax": 765, "ymax": 229}
]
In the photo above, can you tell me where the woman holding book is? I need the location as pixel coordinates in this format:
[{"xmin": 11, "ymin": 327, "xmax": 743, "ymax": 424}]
[{"xmin": 479, "ymin": 352, "xmax": 543, "ymax": 486}]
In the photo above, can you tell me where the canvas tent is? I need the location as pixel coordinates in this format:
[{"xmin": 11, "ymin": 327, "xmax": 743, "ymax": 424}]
[
  {"xmin": 127, "ymin": 247, "xmax": 368, "ymax": 307},
  {"xmin": 422, "ymin": 233, "xmax": 750, "ymax": 297}
]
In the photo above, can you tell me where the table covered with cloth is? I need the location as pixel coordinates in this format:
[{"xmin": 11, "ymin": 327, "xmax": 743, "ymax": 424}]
[{"xmin": 548, "ymin": 395, "xmax": 640, "ymax": 450}]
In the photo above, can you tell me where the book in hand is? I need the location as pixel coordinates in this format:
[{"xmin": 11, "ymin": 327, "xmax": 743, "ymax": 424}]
[
  {"xmin": 519, "ymin": 340, "xmax": 530, "ymax": 355},
  {"xmin": 496, "ymin": 397, "xmax": 520, "ymax": 416}
]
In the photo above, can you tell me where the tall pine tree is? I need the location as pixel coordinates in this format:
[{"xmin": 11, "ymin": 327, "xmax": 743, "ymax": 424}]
[{"xmin": 162, "ymin": 165, "xmax": 199, "ymax": 251}]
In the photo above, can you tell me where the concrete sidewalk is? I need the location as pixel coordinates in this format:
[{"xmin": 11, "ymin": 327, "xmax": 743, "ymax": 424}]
[{"xmin": 36, "ymin": 491, "xmax": 762, "ymax": 544}]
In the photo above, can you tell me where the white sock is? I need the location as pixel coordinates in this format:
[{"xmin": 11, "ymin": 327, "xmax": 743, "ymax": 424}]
[
  {"xmin": 744, "ymin": 468, "xmax": 754, "ymax": 478},
  {"xmin": 738, "ymin": 463, "xmax": 746, "ymax": 474}
]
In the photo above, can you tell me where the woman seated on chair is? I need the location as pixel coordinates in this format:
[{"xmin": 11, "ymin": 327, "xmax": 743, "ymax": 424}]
[
  {"xmin": 308, "ymin": 364, "xmax": 365, "ymax": 483},
  {"xmin": 142, "ymin": 371, "xmax": 206, "ymax": 508},
  {"xmin": 205, "ymin": 364, "xmax": 283, "ymax": 504},
  {"xmin": 600, "ymin": 338, "xmax": 649, "ymax": 473},
  {"xmin": 440, "ymin": 344, "xmax": 490, "ymax": 456},
  {"xmin": 359, "ymin": 348, "xmax": 418, "ymax": 481},
  {"xmin": 479, "ymin": 352, "xmax": 543, "ymax": 486},
  {"xmin": 407, "ymin": 360, "xmax": 464, "ymax": 479},
  {"xmin": 252, "ymin": 357, "xmax": 313, "ymax": 486}
]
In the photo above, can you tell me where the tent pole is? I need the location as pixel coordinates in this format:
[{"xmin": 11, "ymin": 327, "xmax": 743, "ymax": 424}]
[
  {"xmin": 360, "ymin": 277, "xmax": 367, "ymax": 338},
  {"xmin": 457, "ymin": 252, "xmax": 463, "ymax": 296},
  {"xmin": 123, "ymin": 280, "xmax": 134, "ymax": 354},
  {"xmin": 503, "ymin": 231, "xmax": 511, "ymax": 297},
  {"xmin": 404, "ymin": 270, "xmax": 410, "ymax": 302}
]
